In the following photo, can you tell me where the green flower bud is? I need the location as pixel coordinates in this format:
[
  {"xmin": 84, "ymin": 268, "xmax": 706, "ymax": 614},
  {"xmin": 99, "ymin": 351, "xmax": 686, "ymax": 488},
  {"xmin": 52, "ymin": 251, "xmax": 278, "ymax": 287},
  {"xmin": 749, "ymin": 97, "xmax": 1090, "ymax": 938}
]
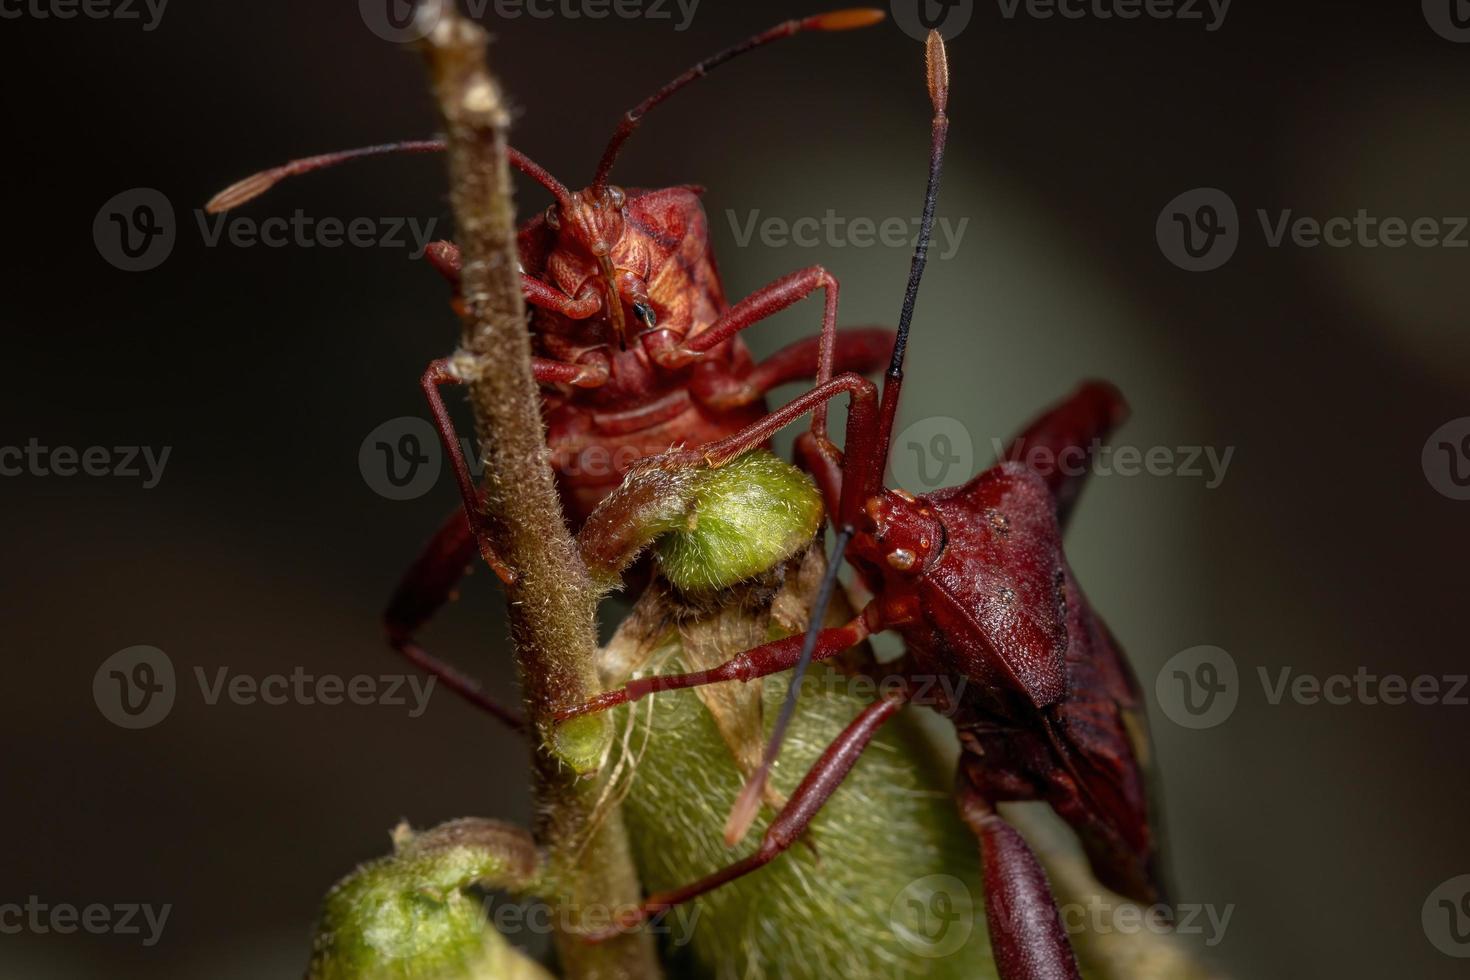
[
  {"xmin": 306, "ymin": 820, "xmax": 548, "ymax": 980},
  {"xmin": 654, "ymin": 450, "xmax": 824, "ymax": 594},
  {"xmin": 548, "ymin": 711, "xmax": 612, "ymax": 775}
]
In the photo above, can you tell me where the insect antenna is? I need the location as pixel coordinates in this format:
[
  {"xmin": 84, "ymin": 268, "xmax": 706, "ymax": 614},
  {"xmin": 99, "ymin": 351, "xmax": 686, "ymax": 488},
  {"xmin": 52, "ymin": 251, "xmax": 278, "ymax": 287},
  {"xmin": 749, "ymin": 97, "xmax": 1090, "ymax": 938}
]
[
  {"xmin": 724, "ymin": 31, "xmax": 952, "ymax": 844},
  {"xmin": 874, "ymin": 30, "xmax": 950, "ymax": 481},
  {"xmin": 205, "ymin": 140, "xmax": 575, "ymax": 213},
  {"xmin": 588, "ymin": 8, "xmax": 886, "ymax": 196}
]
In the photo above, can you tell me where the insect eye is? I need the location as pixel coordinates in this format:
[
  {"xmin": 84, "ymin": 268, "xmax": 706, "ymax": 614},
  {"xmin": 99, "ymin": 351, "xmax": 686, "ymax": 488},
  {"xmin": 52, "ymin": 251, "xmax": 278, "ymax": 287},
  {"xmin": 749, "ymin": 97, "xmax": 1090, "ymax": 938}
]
[
  {"xmin": 605, "ymin": 186, "xmax": 626, "ymax": 209},
  {"xmin": 544, "ymin": 205, "xmax": 561, "ymax": 230}
]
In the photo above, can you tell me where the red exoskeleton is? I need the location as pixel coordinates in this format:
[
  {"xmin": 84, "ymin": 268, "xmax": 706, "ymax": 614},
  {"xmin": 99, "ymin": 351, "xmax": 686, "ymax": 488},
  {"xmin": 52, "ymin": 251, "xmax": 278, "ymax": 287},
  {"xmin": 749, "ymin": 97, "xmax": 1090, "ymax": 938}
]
[
  {"xmin": 554, "ymin": 32, "xmax": 1165, "ymax": 979},
  {"xmin": 208, "ymin": 9, "xmax": 897, "ymax": 727}
]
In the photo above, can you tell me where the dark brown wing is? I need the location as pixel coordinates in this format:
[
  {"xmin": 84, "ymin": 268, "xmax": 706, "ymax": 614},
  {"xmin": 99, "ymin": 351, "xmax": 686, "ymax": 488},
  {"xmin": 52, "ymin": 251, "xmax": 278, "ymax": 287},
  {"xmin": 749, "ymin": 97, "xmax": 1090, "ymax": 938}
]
[{"xmin": 1043, "ymin": 569, "xmax": 1167, "ymax": 905}]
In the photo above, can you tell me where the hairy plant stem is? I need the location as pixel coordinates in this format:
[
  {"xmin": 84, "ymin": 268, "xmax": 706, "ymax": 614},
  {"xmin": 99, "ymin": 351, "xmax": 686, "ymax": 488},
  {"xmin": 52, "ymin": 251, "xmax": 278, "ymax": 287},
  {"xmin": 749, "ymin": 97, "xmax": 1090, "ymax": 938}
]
[{"xmin": 416, "ymin": 3, "xmax": 658, "ymax": 976}]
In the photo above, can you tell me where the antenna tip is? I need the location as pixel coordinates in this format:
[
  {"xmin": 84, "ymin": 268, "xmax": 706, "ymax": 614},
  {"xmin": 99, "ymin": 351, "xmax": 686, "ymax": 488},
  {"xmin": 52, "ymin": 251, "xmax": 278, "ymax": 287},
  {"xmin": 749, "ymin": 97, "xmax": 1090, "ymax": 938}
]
[
  {"xmin": 809, "ymin": 7, "xmax": 886, "ymax": 31},
  {"xmin": 925, "ymin": 31, "xmax": 950, "ymax": 114},
  {"xmin": 204, "ymin": 169, "xmax": 279, "ymax": 214},
  {"xmin": 722, "ymin": 766, "xmax": 769, "ymax": 846}
]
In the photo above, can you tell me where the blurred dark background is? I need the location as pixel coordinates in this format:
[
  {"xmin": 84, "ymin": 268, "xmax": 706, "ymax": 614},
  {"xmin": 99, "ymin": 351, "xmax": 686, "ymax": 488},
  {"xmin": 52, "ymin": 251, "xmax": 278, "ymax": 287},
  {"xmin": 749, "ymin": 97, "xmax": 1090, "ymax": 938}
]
[{"xmin": 2, "ymin": 0, "xmax": 1468, "ymax": 976}]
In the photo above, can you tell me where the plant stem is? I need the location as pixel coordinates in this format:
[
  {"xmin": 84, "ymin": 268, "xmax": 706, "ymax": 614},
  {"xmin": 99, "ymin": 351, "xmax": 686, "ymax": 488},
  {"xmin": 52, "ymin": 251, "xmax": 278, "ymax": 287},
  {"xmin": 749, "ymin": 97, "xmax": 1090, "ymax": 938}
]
[{"xmin": 416, "ymin": 3, "xmax": 659, "ymax": 976}]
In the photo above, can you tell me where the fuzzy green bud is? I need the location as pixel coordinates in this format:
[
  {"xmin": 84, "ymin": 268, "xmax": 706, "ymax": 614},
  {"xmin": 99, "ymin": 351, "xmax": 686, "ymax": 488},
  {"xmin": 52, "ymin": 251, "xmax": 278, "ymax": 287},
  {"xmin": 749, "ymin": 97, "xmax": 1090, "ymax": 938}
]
[
  {"xmin": 306, "ymin": 820, "xmax": 547, "ymax": 980},
  {"xmin": 654, "ymin": 451, "xmax": 824, "ymax": 594}
]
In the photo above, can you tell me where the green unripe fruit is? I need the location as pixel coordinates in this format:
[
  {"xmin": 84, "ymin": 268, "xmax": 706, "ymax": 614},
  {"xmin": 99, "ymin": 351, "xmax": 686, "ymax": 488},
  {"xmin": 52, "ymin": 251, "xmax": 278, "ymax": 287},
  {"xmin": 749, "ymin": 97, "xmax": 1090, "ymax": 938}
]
[{"xmin": 653, "ymin": 451, "xmax": 824, "ymax": 594}]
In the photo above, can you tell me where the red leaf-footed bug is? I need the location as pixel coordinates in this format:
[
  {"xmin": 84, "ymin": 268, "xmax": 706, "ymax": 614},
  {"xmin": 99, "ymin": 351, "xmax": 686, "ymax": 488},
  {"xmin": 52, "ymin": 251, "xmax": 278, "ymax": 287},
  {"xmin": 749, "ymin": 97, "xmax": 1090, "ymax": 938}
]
[{"xmin": 554, "ymin": 32, "xmax": 1166, "ymax": 979}]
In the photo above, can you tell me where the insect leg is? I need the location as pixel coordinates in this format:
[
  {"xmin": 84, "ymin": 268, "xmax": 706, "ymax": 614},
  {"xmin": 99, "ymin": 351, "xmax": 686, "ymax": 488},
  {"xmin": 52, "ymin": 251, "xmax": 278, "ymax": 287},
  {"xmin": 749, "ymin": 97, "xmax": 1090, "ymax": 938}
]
[
  {"xmin": 382, "ymin": 505, "xmax": 529, "ymax": 733},
  {"xmin": 424, "ymin": 241, "xmax": 608, "ymax": 387},
  {"xmin": 657, "ymin": 371, "xmax": 885, "ymax": 531},
  {"xmin": 642, "ymin": 266, "xmax": 841, "ymax": 443},
  {"xmin": 419, "ymin": 359, "xmax": 516, "ymax": 585},
  {"xmin": 554, "ymin": 605, "xmax": 877, "ymax": 721},
  {"xmin": 690, "ymin": 328, "xmax": 894, "ymax": 411},
  {"xmin": 424, "ymin": 240, "xmax": 604, "ymax": 323},
  {"xmin": 956, "ymin": 783, "xmax": 1082, "ymax": 980},
  {"xmin": 582, "ymin": 688, "xmax": 909, "ymax": 942}
]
